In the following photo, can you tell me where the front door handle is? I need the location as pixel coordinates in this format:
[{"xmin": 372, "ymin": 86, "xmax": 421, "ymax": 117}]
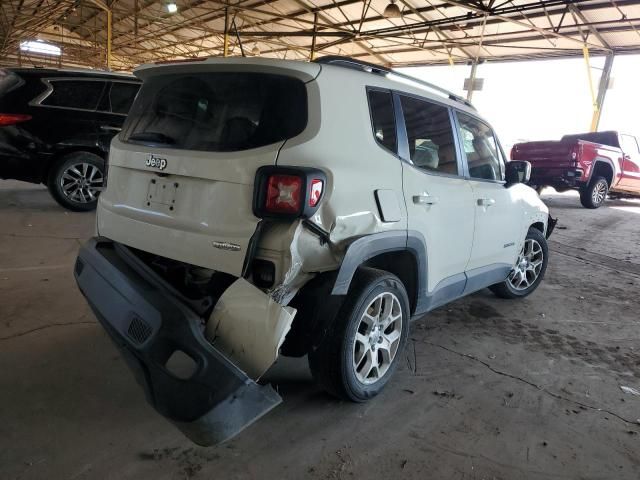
[
  {"xmin": 477, "ymin": 198, "xmax": 496, "ymax": 207},
  {"xmin": 100, "ymin": 125, "xmax": 122, "ymax": 132},
  {"xmin": 413, "ymin": 193, "xmax": 439, "ymax": 205}
]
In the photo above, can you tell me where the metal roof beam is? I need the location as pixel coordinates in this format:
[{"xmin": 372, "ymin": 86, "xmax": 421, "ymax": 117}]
[{"xmin": 568, "ymin": 3, "xmax": 611, "ymax": 49}]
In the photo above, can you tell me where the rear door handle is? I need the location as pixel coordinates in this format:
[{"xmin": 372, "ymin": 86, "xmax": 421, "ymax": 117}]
[
  {"xmin": 100, "ymin": 125, "xmax": 122, "ymax": 132},
  {"xmin": 413, "ymin": 193, "xmax": 439, "ymax": 205},
  {"xmin": 477, "ymin": 198, "xmax": 496, "ymax": 207}
]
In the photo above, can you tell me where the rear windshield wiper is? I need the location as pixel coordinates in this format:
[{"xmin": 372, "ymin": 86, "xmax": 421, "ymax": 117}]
[{"xmin": 127, "ymin": 132, "xmax": 175, "ymax": 145}]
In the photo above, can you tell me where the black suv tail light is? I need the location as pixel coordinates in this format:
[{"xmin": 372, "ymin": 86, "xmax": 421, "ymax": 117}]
[
  {"xmin": 253, "ymin": 166, "xmax": 326, "ymax": 219},
  {"xmin": 0, "ymin": 113, "xmax": 31, "ymax": 126}
]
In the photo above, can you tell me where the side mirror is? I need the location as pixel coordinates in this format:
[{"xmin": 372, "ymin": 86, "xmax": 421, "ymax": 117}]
[{"xmin": 505, "ymin": 160, "xmax": 531, "ymax": 187}]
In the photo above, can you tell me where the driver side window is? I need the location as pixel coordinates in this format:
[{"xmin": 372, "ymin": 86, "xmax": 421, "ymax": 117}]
[{"xmin": 456, "ymin": 112, "xmax": 504, "ymax": 181}]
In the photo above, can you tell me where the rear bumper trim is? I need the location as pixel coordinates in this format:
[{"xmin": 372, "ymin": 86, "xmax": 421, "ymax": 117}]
[{"xmin": 74, "ymin": 237, "xmax": 281, "ymax": 446}]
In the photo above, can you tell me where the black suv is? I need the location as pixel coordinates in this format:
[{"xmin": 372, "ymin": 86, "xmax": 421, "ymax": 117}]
[{"xmin": 0, "ymin": 68, "xmax": 140, "ymax": 210}]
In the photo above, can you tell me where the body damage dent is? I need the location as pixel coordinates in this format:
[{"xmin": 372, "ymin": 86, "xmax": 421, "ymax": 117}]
[
  {"xmin": 206, "ymin": 278, "xmax": 296, "ymax": 379},
  {"xmin": 264, "ymin": 220, "xmax": 339, "ymax": 305},
  {"xmin": 212, "ymin": 214, "xmax": 379, "ymax": 379},
  {"xmin": 208, "ymin": 223, "xmax": 337, "ymax": 380}
]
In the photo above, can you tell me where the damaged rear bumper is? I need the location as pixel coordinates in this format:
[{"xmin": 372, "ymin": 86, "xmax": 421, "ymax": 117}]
[{"xmin": 74, "ymin": 237, "xmax": 282, "ymax": 446}]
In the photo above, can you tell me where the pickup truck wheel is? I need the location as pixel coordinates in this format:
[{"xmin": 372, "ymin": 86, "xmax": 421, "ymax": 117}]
[
  {"xmin": 580, "ymin": 176, "xmax": 608, "ymax": 209},
  {"xmin": 47, "ymin": 152, "xmax": 105, "ymax": 211},
  {"xmin": 490, "ymin": 228, "xmax": 548, "ymax": 299},
  {"xmin": 308, "ymin": 268, "xmax": 409, "ymax": 402}
]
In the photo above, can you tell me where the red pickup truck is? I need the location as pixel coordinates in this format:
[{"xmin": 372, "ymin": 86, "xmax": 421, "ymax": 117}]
[{"xmin": 511, "ymin": 131, "xmax": 640, "ymax": 208}]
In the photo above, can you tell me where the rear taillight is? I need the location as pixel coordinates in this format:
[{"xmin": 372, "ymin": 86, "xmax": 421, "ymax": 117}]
[
  {"xmin": 266, "ymin": 174, "xmax": 303, "ymax": 214},
  {"xmin": 309, "ymin": 179, "xmax": 323, "ymax": 207},
  {"xmin": 570, "ymin": 145, "xmax": 579, "ymax": 166},
  {"xmin": 0, "ymin": 113, "xmax": 31, "ymax": 126},
  {"xmin": 254, "ymin": 166, "xmax": 326, "ymax": 219}
]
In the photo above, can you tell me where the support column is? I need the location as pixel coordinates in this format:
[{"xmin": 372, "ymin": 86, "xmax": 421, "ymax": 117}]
[
  {"xmin": 223, "ymin": 7, "xmax": 230, "ymax": 57},
  {"xmin": 134, "ymin": 0, "xmax": 138, "ymax": 40},
  {"xmin": 106, "ymin": 8, "xmax": 112, "ymax": 70},
  {"xmin": 466, "ymin": 61, "xmax": 478, "ymax": 102},
  {"xmin": 592, "ymin": 53, "xmax": 615, "ymax": 132},
  {"xmin": 89, "ymin": 0, "xmax": 112, "ymax": 70},
  {"xmin": 309, "ymin": 12, "xmax": 318, "ymax": 61}
]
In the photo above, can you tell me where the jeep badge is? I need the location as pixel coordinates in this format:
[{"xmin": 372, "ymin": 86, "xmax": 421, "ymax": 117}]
[{"xmin": 146, "ymin": 154, "xmax": 167, "ymax": 170}]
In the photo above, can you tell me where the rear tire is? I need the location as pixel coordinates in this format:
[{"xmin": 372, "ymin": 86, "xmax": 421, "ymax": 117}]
[
  {"xmin": 490, "ymin": 228, "xmax": 548, "ymax": 299},
  {"xmin": 579, "ymin": 176, "xmax": 608, "ymax": 209},
  {"xmin": 47, "ymin": 152, "xmax": 105, "ymax": 211},
  {"xmin": 308, "ymin": 268, "xmax": 409, "ymax": 402}
]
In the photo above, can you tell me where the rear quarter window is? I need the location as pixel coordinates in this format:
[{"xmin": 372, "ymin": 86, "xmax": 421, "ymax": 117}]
[
  {"xmin": 367, "ymin": 89, "xmax": 397, "ymax": 154},
  {"xmin": 40, "ymin": 80, "xmax": 107, "ymax": 110},
  {"xmin": 122, "ymin": 72, "xmax": 307, "ymax": 152}
]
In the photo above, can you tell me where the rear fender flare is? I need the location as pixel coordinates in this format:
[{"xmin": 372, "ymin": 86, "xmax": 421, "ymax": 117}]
[
  {"xmin": 587, "ymin": 158, "xmax": 615, "ymax": 185},
  {"xmin": 330, "ymin": 230, "xmax": 427, "ymax": 307}
]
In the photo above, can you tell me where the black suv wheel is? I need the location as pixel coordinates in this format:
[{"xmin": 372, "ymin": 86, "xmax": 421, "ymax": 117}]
[{"xmin": 48, "ymin": 152, "xmax": 105, "ymax": 211}]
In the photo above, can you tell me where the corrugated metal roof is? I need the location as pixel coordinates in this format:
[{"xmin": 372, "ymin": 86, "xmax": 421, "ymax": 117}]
[{"xmin": 1, "ymin": 0, "xmax": 639, "ymax": 71}]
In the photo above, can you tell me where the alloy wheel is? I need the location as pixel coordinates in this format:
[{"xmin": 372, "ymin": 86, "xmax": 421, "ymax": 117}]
[
  {"xmin": 591, "ymin": 180, "xmax": 607, "ymax": 205},
  {"xmin": 60, "ymin": 163, "xmax": 103, "ymax": 203},
  {"xmin": 352, "ymin": 292, "xmax": 403, "ymax": 385},
  {"xmin": 509, "ymin": 238, "xmax": 544, "ymax": 291}
]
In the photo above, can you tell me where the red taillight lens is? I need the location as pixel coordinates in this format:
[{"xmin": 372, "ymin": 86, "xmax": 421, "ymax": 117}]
[
  {"xmin": 570, "ymin": 145, "xmax": 579, "ymax": 166},
  {"xmin": 253, "ymin": 166, "xmax": 326, "ymax": 219},
  {"xmin": 0, "ymin": 113, "xmax": 31, "ymax": 127},
  {"xmin": 265, "ymin": 174, "xmax": 303, "ymax": 214},
  {"xmin": 309, "ymin": 179, "xmax": 323, "ymax": 207}
]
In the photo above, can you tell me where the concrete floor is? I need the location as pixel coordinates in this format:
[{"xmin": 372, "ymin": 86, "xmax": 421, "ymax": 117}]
[{"xmin": 1, "ymin": 180, "xmax": 639, "ymax": 480}]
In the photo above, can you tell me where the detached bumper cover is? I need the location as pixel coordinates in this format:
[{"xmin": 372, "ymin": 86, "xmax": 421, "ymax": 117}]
[{"xmin": 74, "ymin": 237, "xmax": 281, "ymax": 446}]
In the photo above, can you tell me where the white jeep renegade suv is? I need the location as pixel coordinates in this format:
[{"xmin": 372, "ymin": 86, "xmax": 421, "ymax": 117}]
[{"xmin": 75, "ymin": 56, "xmax": 554, "ymax": 446}]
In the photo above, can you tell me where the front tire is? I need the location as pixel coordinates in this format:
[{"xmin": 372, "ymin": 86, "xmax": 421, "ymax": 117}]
[
  {"xmin": 308, "ymin": 268, "xmax": 409, "ymax": 402},
  {"xmin": 490, "ymin": 228, "xmax": 548, "ymax": 299},
  {"xmin": 47, "ymin": 152, "xmax": 105, "ymax": 211},
  {"xmin": 580, "ymin": 176, "xmax": 608, "ymax": 209}
]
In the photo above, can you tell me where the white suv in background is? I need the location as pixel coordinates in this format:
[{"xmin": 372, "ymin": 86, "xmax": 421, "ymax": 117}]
[{"xmin": 74, "ymin": 56, "xmax": 555, "ymax": 446}]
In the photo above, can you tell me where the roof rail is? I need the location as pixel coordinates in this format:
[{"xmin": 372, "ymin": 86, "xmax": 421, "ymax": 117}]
[{"xmin": 314, "ymin": 55, "xmax": 474, "ymax": 109}]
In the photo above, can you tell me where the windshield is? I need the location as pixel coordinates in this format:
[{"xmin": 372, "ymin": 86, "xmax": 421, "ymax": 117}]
[{"xmin": 121, "ymin": 72, "xmax": 307, "ymax": 152}]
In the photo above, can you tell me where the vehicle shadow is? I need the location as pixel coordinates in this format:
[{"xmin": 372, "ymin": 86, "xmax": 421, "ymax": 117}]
[{"xmin": 0, "ymin": 181, "xmax": 62, "ymax": 213}]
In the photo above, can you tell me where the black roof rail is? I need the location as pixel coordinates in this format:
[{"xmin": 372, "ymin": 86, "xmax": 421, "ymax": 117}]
[{"xmin": 314, "ymin": 55, "xmax": 474, "ymax": 109}]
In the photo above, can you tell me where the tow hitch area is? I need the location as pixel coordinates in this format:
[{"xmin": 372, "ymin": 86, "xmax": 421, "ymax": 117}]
[{"xmin": 74, "ymin": 238, "xmax": 290, "ymax": 446}]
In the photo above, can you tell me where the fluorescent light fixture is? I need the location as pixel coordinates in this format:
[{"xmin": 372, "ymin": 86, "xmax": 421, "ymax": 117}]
[
  {"xmin": 166, "ymin": 2, "xmax": 178, "ymax": 13},
  {"xmin": 20, "ymin": 40, "xmax": 61, "ymax": 56}
]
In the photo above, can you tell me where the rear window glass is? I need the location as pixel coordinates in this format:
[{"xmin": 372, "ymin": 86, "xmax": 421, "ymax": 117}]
[
  {"xmin": 41, "ymin": 80, "xmax": 106, "ymax": 110},
  {"xmin": 122, "ymin": 73, "xmax": 307, "ymax": 152}
]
